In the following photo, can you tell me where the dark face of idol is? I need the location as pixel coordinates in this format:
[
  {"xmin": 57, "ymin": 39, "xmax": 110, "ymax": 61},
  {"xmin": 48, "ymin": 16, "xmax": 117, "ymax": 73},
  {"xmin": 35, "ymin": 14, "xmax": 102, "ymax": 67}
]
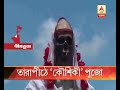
[
  {"xmin": 54, "ymin": 33, "xmax": 74, "ymax": 66},
  {"xmin": 53, "ymin": 18, "xmax": 76, "ymax": 90}
]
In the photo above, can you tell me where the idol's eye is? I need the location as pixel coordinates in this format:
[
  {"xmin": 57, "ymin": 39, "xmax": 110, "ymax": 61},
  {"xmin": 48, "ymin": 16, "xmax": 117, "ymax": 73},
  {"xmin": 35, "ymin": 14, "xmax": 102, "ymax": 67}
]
[
  {"xmin": 66, "ymin": 36, "xmax": 72, "ymax": 45},
  {"xmin": 57, "ymin": 36, "xmax": 65, "ymax": 44}
]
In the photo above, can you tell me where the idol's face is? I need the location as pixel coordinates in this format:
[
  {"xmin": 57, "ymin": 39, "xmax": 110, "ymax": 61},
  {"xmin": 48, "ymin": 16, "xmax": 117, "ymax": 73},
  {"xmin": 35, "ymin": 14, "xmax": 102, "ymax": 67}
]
[
  {"xmin": 55, "ymin": 33, "xmax": 73, "ymax": 57},
  {"xmin": 54, "ymin": 18, "xmax": 74, "ymax": 66},
  {"xmin": 54, "ymin": 33, "xmax": 74, "ymax": 66}
]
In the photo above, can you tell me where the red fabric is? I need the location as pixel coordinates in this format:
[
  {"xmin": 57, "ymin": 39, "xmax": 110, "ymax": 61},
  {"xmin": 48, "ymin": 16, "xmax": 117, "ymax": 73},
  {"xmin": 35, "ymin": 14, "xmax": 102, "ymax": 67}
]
[
  {"xmin": 81, "ymin": 80, "xmax": 89, "ymax": 90},
  {"xmin": 78, "ymin": 60, "xmax": 85, "ymax": 66},
  {"xmin": 17, "ymin": 26, "xmax": 22, "ymax": 30},
  {"xmin": 43, "ymin": 47, "xmax": 54, "ymax": 90},
  {"xmin": 43, "ymin": 47, "xmax": 49, "ymax": 62},
  {"xmin": 77, "ymin": 53, "xmax": 81, "ymax": 61},
  {"xmin": 11, "ymin": 35, "xmax": 20, "ymax": 43},
  {"xmin": 44, "ymin": 61, "xmax": 52, "ymax": 66},
  {"xmin": 16, "ymin": 26, "xmax": 22, "ymax": 34},
  {"xmin": 78, "ymin": 60, "xmax": 88, "ymax": 90},
  {"xmin": 54, "ymin": 29, "xmax": 73, "ymax": 39},
  {"xmin": 46, "ymin": 80, "xmax": 54, "ymax": 89}
]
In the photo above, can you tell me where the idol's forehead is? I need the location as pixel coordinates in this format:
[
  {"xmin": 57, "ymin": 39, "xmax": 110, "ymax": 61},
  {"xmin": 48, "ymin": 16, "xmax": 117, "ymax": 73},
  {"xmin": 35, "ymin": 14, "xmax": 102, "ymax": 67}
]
[
  {"xmin": 54, "ymin": 29, "xmax": 73, "ymax": 39},
  {"xmin": 58, "ymin": 34, "xmax": 72, "ymax": 38},
  {"xmin": 54, "ymin": 17, "xmax": 74, "ymax": 38},
  {"xmin": 55, "ymin": 17, "xmax": 72, "ymax": 31}
]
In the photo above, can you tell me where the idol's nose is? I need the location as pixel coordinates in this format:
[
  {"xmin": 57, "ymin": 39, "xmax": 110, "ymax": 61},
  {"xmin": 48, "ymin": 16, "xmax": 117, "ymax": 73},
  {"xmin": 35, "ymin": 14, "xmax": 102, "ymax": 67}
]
[
  {"xmin": 64, "ymin": 41, "xmax": 68, "ymax": 51},
  {"xmin": 56, "ymin": 17, "xmax": 72, "ymax": 30}
]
